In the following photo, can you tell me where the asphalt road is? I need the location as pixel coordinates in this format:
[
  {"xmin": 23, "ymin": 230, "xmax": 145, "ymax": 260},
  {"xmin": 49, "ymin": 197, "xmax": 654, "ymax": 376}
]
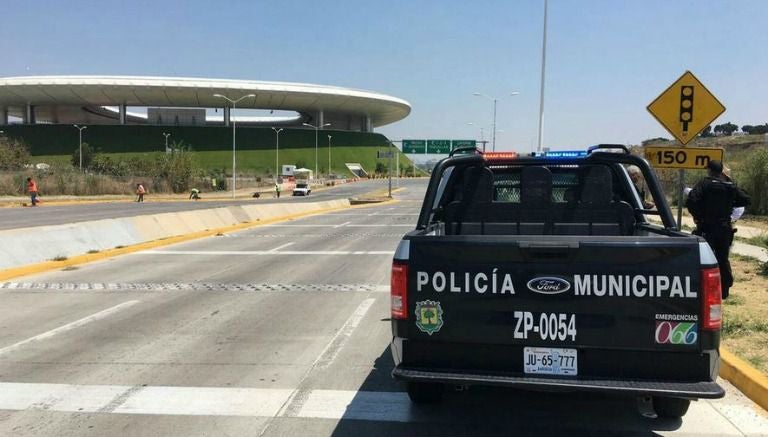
[
  {"xmin": 0, "ymin": 181, "xmax": 767, "ymax": 436},
  {"xmin": 0, "ymin": 179, "xmax": 402, "ymax": 231}
]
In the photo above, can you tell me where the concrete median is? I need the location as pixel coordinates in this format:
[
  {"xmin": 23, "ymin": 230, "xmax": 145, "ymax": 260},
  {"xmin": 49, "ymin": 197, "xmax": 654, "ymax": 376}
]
[{"xmin": 0, "ymin": 199, "xmax": 351, "ymax": 271}]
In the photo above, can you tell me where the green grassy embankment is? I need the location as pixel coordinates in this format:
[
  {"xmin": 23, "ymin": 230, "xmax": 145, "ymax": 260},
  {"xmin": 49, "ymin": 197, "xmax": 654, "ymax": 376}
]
[
  {"xmin": 2, "ymin": 124, "xmax": 413, "ymax": 176},
  {"xmin": 32, "ymin": 146, "xmax": 412, "ymax": 177}
]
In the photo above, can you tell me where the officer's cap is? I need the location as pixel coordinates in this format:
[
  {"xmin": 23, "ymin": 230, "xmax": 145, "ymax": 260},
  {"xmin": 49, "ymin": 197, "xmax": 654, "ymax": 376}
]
[{"xmin": 707, "ymin": 160, "xmax": 724, "ymax": 174}]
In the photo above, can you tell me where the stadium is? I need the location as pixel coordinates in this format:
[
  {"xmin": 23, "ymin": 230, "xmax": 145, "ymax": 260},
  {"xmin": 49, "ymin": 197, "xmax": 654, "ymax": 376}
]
[{"xmin": 0, "ymin": 76, "xmax": 412, "ymax": 174}]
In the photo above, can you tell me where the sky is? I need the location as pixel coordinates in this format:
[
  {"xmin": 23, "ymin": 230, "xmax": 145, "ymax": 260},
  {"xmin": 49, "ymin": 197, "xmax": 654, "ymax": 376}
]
[{"xmin": 1, "ymin": 0, "xmax": 766, "ymax": 152}]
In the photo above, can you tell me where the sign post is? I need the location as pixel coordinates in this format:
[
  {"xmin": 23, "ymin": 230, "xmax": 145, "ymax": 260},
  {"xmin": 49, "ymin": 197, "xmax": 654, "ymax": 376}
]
[
  {"xmin": 388, "ymin": 142, "xmax": 393, "ymax": 198},
  {"xmin": 646, "ymin": 71, "xmax": 726, "ymax": 229}
]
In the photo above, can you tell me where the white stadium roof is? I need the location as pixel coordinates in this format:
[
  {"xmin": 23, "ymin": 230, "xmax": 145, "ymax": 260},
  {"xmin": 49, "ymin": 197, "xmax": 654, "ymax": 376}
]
[{"xmin": 0, "ymin": 76, "xmax": 411, "ymax": 127}]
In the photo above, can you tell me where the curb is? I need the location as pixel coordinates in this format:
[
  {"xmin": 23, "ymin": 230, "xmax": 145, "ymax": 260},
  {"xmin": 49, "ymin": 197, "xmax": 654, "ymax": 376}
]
[
  {"xmin": 720, "ymin": 347, "xmax": 768, "ymax": 411},
  {"xmin": 0, "ymin": 198, "xmax": 393, "ymax": 282}
]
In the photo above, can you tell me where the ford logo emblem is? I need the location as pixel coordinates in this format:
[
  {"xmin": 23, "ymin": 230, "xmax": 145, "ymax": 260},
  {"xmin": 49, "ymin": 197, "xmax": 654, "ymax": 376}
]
[{"xmin": 526, "ymin": 277, "xmax": 571, "ymax": 295}]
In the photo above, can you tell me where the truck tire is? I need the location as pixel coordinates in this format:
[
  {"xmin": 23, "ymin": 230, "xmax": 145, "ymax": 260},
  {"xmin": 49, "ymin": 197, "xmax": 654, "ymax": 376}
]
[
  {"xmin": 406, "ymin": 382, "xmax": 444, "ymax": 404},
  {"xmin": 654, "ymin": 397, "xmax": 691, "ymax": 418}
]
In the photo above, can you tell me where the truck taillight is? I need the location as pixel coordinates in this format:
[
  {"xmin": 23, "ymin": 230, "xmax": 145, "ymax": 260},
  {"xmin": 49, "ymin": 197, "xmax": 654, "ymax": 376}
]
[
  {"xmin": 391, "ymin": 261, "xmax": 408, "ymax": 319},
  {"xmin": 701, "ymin": 267, "xmax": 722, "ymax": 330}
]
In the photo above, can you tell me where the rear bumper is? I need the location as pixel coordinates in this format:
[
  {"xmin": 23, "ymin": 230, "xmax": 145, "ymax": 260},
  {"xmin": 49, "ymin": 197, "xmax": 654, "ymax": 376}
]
[{"xmin": 393, "ymin": 366, "xmax": 725, "ymax": 399}]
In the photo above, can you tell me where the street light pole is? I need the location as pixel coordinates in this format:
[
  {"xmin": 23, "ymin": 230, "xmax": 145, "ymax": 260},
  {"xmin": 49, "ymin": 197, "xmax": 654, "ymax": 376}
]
[
  {"xmin": 73, "ymin": 125, "xmax": 87, "ymax": 171},
  {"xmin": 214, "ymin": 93, "xmax": 255, "ymax": 198},
  {"xmin": 537, "ymin": 0, "xmax": 549, "ymax": 152},
  {"xmin": 492, "ymin": 98, "xmax": 497, "ymax": 152},
  {"xmin": 272, "ymin": 127, "xmax": 283, "ymax": 178},
  {"xmin": 473, "ymin": 92, "xmax": 520, "ymax": 152},
  {"xmin": 162, "ymin": 132, "xmax": 170, "ymax": 153},
  {"xmin": 327, "ymin": 134, "xmax": 332, "ymax": 177},
  {"xmin": 303, "ymin": 122, "xmax": 331, "ymax": 179}
]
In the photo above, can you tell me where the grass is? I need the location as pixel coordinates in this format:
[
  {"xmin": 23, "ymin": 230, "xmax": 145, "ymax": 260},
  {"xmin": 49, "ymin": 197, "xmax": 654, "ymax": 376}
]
[
  {"xmin": 745, "ymin": 234, "xmax": 768, "ymax": 250},
  {"xmin": 722, "ymin": 255, "xmax": 768, "ymax": 373},
  {"xmin": 724, "ymin": 294, "xmax": 745, "ymax": 306},
  {"xmin": 31, "ymin": 146, "xmax": 415, "ymax": 177},
  {"xmin": 748, "ymin": 355, "xmax": 767, "ymax": 369},
  {"xmin": 722, "ymin": 315, "xmax": 768, "ymax": 337}
]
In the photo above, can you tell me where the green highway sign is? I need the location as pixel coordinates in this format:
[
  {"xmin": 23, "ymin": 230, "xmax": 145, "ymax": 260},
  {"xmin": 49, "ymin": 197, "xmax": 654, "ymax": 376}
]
[
  {"xmin": 427, "ymin": 139, "xmax": 452, "ymax": 154},
  {"xmin": 402, "ymin": 139, "xmax": 426, "ymax": 154},
  {"xmin": 402, "ymin": 139, "xmax": 477, "ymax": 155},
  {"xmin": 451, "ymin": 140, "xmax": 477, "ymax": 150}
]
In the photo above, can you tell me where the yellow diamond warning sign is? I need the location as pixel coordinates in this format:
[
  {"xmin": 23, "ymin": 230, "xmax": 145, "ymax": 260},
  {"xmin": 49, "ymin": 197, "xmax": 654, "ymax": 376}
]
[{"xmin": 647, "ymin": 71, "xmax": 725, "ymax": 145}]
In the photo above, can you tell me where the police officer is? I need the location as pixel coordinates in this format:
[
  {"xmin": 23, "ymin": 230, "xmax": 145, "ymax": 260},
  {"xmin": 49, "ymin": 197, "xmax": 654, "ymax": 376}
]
[
  {"xmin": 627, "ymin": 165, "xmax": 655, "ymax": 209},
  {"xmin": 686, "ymin": 160, "xmax": 750, "ymax": 299}
]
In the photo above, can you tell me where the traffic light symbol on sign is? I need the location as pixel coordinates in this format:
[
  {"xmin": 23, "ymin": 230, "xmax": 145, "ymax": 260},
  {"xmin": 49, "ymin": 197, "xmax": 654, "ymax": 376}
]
[
  {"xmin": 647, "ymin": 71, "xmax": 725, "ymax": 145},
  {"xmin": 679, "ymin": 86, "xmax": 694, "ymax": 136}
]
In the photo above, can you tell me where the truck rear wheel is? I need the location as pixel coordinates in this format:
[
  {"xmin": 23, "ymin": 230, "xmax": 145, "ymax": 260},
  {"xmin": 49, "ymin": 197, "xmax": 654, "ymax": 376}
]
[
  {"xmin": 406, "ymin": 381, "xmax": 444, "ymax": 404},
  {"xmin": 654, "ymin": 397, "xmax": 691, "ymax": 418}
]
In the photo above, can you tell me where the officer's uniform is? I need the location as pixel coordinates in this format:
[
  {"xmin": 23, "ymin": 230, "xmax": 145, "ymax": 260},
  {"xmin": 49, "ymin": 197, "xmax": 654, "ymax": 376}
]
[{"xmin": 686, "ymin": 176, "xmax": 750, "ymax": 298}]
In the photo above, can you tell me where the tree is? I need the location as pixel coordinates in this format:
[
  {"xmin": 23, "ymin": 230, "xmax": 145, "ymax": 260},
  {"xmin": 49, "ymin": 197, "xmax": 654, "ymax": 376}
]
[
  {"xmin": 71, "ymin": 142, "xmax": 96, "ymax": 169},
  {"xmin": 700, "ymin": 125, "xmax": 713, "ymax": 137},
  {"xmin": 713, "ymin": 122, "xmax": 738, "ymax": 136},
  {"xmin": 742, "ymin": 125, "xmax": 755, "ymax": 135},
  {"xmin": 751, "ymin": 124, "xmax": 768, "ymax": 135}
]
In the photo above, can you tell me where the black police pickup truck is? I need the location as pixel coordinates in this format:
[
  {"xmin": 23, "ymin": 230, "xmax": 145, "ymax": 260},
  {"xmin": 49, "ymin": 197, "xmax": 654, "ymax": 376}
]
[{"xmin": 390, "ymin": 145, "xmax": 724, "ymax": 418}]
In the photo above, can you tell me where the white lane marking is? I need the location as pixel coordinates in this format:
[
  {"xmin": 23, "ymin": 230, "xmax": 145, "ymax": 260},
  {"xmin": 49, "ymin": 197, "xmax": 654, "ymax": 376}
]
[
  {"xmin": 296, "ymin": 390, "xmax": 413, "ymax": 423},
  {"xmin": 0, "ymin": 382, "xmax": 292, "ymax": 417},
  {"xmin": 333, "ymin": 221, "xmax": 351, "ymax": 228},
  {"xmin": 99, "ymin": 384, "xmax": 146, "ymax": 413},
  {"xmin": 268, "ymin": 242, "xmax": 295, "ymax": 252},
  {"xmin": 0, "ymin": 382, "xmax": 129, "ymax": 412},
  {"xmin": 0, "ymin": 382, "xmax": 755, "ymax": 432},
  {"xmin": 114, "ymin": 386, "xmax": 294, "ymax": 417},
  {"xmin": 144, "ymin": 250, "xmax": 395, "ymax": 256},
  {"xmin": 315, "ymin": 298, "xmax": 375, "ymax": 368},
  {"xmin": 276, "ymin": 298, "xmax": 376, "ymax": 420},
  {"xmin": 0, "ymin": 300, "xmax": 139, "ymax": 357}
]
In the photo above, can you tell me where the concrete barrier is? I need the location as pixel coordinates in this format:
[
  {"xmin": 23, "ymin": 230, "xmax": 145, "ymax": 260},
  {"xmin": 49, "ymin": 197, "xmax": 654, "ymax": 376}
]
[{"xmin": 0, "ymin": 199, "xmax": 350, "ymax": 270}]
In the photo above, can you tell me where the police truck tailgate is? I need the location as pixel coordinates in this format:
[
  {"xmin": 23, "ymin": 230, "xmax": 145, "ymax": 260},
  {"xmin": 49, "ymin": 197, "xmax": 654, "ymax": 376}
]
[{"xmin": 390, "ymin": 147, "xmax": 724, "ymax": 402}]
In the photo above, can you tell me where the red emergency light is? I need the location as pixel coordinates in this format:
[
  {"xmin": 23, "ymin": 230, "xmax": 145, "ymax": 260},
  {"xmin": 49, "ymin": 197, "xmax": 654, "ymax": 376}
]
[{"xmin": 484, "ymin": 152, "xmax": 519, "ymax": 161}]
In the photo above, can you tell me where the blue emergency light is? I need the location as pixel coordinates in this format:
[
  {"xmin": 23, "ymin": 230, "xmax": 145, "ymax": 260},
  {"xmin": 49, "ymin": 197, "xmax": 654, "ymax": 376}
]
[{"xmin": 532, "ymin": 150, "xmax": 588, "ymax": 158}]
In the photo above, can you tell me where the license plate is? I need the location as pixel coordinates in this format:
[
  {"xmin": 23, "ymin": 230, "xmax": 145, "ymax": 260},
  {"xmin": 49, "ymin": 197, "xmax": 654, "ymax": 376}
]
[{"xmin": 523, "ymin": 347, "xmax": 578, "ymax": 376}]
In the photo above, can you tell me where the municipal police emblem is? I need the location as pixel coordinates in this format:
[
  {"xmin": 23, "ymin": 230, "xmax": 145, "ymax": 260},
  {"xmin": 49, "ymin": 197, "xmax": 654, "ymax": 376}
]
[{"xmin": 415, "ymin": 300, "xmax": 444, "ymax": 335}]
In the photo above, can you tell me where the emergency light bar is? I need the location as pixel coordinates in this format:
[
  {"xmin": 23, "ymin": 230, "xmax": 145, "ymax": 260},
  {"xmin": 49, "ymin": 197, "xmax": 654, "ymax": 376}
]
[
  {"xmin": 484, "ymin": 152, "xmax": 519, "ymax": 160},
  {"xmin": 531, "ymin": 150, "xmax": 588, "ymax": 158}
]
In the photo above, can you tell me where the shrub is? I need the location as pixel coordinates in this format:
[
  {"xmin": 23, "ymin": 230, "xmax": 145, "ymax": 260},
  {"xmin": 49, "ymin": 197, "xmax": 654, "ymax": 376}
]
[
  {"xmin": 155, "ymin": 147, "xmax": 195, "ymax": 193},
  {"xmin": 741, "ymin": 148, "xmax": 768, "ymax": 215},
  {"xmin": 71, "ymin": 142, "xmax": 97, "ymax": 170},
  {"xmin": 0, "ymin": 136, "xmax": 31, "ymax": 170}
]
